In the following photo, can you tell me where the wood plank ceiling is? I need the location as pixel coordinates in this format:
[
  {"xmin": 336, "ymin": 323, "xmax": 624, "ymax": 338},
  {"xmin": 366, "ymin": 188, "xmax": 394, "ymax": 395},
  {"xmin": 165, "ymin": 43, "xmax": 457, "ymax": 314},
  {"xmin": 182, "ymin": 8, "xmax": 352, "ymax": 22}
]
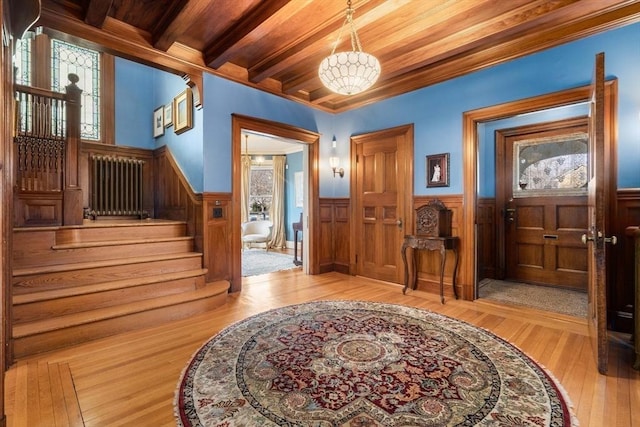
[{"xmin": 35, "ymin": 0, "xmax": 640, "ymax": 112}]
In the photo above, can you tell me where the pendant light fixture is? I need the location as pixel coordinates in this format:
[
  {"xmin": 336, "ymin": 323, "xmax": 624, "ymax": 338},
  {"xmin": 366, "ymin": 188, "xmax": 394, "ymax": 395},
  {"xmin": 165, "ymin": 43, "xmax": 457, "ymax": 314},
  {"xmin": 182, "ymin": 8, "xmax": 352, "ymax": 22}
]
[{"xmin": 318, "ymin": 0, "xmax": 381, "ymax": 95}]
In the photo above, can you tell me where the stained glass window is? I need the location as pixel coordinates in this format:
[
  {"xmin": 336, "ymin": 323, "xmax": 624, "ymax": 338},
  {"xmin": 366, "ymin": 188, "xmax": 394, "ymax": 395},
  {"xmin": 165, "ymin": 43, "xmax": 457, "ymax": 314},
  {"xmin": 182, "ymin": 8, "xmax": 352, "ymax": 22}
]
[
  {"xmin": 51, "ymin": 39, "xmax": 100, "ymax": 140},
  {"xmin": 14, "ymin": 37, "xmax": 32, "ymax": 86},
  {"xmin": 513, "ymin": 132, "xmax": 588, "ymax": 197}
]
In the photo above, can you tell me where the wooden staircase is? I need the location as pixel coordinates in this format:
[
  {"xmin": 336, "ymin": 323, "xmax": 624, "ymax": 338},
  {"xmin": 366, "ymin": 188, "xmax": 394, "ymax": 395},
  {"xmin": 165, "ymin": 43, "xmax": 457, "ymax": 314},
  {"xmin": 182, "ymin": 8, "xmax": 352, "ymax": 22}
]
[{"xmin": 12, "ymin": 219, "xmax": 229, "ymax": 359}]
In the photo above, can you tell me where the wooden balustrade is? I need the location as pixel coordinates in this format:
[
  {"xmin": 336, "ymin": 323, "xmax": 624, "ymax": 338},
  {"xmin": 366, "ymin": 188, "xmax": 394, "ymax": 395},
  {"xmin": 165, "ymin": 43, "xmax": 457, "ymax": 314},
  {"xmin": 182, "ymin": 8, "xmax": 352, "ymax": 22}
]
[{"xmin": 13, "ymin": 75, "xmax": 83, "ymax": 226}]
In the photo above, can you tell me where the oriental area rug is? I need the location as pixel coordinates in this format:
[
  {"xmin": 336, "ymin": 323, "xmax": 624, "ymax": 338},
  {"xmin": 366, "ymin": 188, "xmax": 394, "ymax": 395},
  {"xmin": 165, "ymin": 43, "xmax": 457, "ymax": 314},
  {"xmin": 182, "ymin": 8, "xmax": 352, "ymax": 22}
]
[{"xmin": 175, "ymin": 300, "xmax": 577, "ymax": 426}]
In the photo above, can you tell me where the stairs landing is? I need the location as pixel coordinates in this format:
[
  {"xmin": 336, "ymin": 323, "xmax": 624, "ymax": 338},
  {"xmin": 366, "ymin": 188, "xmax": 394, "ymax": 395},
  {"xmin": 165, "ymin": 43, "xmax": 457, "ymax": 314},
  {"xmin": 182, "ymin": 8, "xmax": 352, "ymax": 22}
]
[{"xmin": 12, "ymin": 219, "xmax": 229, "ymax": 359}]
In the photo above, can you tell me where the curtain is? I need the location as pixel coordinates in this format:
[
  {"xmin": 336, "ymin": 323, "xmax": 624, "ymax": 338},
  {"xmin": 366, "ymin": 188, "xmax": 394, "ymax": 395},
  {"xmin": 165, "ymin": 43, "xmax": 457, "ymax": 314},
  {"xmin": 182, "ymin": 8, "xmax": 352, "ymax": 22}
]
[
  {"xmin": 269, "ymin": 155, "xmax": 286, "ymax": 249},
  {"xmin": 240, "ymin": 155, "xmax": 251, "ymax": 223}
]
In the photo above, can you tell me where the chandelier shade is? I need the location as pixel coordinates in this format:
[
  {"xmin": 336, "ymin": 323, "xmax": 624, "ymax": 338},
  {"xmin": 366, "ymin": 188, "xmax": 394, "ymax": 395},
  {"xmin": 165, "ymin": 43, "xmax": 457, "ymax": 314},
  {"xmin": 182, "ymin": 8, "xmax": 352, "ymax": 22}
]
[
  {"xmin": 318, "ymin": 0, "xmax": 381, "ymax": 96},
  {"xmin": 318, "ymin": 51, "xmax": 380, "ymax": 95}
]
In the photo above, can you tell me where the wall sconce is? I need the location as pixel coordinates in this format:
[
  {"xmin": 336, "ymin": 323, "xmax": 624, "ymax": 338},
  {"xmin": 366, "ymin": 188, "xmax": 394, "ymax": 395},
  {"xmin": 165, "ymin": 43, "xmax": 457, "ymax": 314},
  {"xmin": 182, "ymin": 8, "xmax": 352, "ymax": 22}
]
[{"xmin": 329, "ymin": 156, "xmax": 344, "ymax": 178}]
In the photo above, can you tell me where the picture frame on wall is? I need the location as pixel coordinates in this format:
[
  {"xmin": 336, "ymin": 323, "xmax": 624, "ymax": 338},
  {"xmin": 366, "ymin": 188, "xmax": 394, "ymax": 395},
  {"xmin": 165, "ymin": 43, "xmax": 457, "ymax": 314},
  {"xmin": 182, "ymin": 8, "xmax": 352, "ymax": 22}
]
[
  {"xmin": 173, "ymin": 88, "xmax": 193, "ymax": 134},
  {"xmin": 426, "ymin": 153, "xmax": 449, "ymax": 187},
  {"xmin": 164, "ymin": 101, "xmax": 173, "ymax": 127},
  {"xmin": 153, "ymin": 106, "xmax": 164, "ymax": 138}
]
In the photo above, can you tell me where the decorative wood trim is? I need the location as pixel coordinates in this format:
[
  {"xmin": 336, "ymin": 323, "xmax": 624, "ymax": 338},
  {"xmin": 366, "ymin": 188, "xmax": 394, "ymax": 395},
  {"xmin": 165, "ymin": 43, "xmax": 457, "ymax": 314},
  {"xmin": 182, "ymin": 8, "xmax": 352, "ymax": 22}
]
[
  {"xmin": 231, "ymin": 114, "xmax": 320, "ymax": 293},
  {"xmin": 101, "ymin": 52, "xmax": 115, "ymax": 144},
  {"xmin": 462, "ymin": 81, "xmax": 617, "ymax": 302}
]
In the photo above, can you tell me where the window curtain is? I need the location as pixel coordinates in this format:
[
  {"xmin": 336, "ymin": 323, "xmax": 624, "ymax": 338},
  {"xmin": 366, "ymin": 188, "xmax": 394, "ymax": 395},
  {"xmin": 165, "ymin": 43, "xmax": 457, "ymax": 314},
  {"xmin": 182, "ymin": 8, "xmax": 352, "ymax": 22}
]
[
  {"xmin": 269, "ymin": 155, "xmax": 286, "ymax": 249},
  {"xmin": 240, "ymin": 155, "xmax": 251, "ymax": 223}
]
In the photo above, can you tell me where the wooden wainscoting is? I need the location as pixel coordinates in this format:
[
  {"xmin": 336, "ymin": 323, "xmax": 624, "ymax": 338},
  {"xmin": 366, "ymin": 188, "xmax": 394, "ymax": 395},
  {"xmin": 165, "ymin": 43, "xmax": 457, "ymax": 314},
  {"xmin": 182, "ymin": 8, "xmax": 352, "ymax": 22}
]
[
  {"xmin": 319, "ymin": 198, "xmax": 350, "ymax": 274},
  {"xmin": 412, "ymin": 195, "xmax": 466, "ymax": 299},
  {"xmin": 610, "ymin": 189, "xmax": 640, "ymax": 333},
  {"xmin": 202, "ymin": 194, "xmax": 234, "ymax": 288},
  {"xmin": 153, "ymin": 146, "xmax": 203, "ymax": 253},
  {"xmin": 477, "ymin": 197, "xmax": 497, "ymax": 281}
]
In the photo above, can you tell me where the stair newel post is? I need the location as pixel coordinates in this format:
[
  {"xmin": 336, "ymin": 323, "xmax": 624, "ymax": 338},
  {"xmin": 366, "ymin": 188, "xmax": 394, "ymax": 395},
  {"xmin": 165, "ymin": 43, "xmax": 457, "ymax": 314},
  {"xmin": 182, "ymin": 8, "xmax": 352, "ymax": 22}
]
[{"xmin": 63, "ymin": 73, "xmax": 83, "ymax": 225}]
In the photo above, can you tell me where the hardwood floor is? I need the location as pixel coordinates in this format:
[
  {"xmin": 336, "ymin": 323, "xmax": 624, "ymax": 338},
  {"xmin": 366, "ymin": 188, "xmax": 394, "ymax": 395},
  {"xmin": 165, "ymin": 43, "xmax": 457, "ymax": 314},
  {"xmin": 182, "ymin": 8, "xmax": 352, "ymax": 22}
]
[{"xmin": 5, "ymin": 270, "xmax": 639, "ymax": 426}]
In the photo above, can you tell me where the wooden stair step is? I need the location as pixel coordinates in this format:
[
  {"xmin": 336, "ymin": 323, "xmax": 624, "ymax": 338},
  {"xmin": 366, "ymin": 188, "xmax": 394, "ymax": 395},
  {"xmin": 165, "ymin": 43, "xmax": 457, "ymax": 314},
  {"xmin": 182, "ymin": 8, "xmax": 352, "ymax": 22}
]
[
  {"xmin": 14, "ymin": 268, "xmax": 208, "ymax": 305},
  {"xmin": 13, "ymin": 269, "xmax": 209, "ymax": 323},
  {"xmin": 53, "ymin": 219, "xmax": 187, "ymax": 244},
  {"xmin": 51, "ymin": 235, "xmax": 193, "ymax": 250},
  {"xmin": 9, "ymin": 361, "xmax": 84, "ymax": 427},
  {"xmin": 13, "ymin": 281, "xmax": 230, "ymax": 358},
  {"xmin": 13, "ymin": 252, "xmax": 203, "ymax": 277}
]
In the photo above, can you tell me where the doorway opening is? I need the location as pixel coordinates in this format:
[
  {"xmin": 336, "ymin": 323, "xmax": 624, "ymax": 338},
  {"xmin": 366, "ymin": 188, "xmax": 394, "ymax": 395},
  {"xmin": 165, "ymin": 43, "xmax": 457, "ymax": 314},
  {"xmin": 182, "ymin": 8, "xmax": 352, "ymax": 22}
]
[
  {"xmin": 230, "ymin": 114, "xmax": 319, "ymax": 292},
  {"xmin": 240, "ymin": 130, "xmax": 306, "ymax": 277},
  {"xmin": 475, "ymin": 108, "xmax": 591, "ymax": 317}
]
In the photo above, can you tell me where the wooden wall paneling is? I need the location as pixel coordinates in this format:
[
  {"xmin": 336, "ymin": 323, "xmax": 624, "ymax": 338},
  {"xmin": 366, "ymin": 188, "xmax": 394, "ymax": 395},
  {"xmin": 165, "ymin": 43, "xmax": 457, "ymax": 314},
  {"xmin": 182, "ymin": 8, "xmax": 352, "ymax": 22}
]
[
  {"xmin": 318, "ymin": 198, "xmax": 351, "ymax": 274},
  {"xmin": 413, "ymin": 195, "xmax": 464, "ymax": 299},
  {"xmin": 3, "ymin": 0, "xmax": 15, "ymax": 419},
  {"xmin": 202, "ymin": 194, "xmax": 232, "ymax": 284},
  {"xmin": 477, "ymin": 197, "xmax": 497, "ymax": 281},
  {"xmin": 318, "ymin": 201, "xmax": 334, "ymax": 273},
  {"xmin": 333, "ymin": 199, "xmax": 350, "ymax": 274},
  {"xmin": 80, "ymin": 141, "xmax": 155, "ymax": 217},
  {"xmin": 610, "ymin": 189, "xmax": 640, "ymax": 332},
  {"xmin": 153, "ymin": 146, "xmax": 202, "ymax": 249}
]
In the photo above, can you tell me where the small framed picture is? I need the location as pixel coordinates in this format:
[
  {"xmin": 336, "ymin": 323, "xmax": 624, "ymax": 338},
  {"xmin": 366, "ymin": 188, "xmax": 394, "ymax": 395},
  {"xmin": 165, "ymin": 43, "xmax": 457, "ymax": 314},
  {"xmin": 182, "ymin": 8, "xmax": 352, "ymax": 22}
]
[
  {"xmin": 174, "ymin": 88, "xmax": 193, "ymax": 135},
  {"xmin": 153, "ymin": 106, "xmax": 164, "ymax": 138},
  {"xmin": 426, "ymin": 153, "xmax": 449, "ymax": 187},
  {"xmin": 164, "ymin": 102, "xmax": 173, "ymax": 127}
]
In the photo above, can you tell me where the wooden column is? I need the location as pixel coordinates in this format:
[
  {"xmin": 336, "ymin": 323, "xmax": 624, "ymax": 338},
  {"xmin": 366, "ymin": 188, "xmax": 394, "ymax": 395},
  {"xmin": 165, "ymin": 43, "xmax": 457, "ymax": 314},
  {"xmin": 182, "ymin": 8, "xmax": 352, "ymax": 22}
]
[{"xmin": 63, "ymin": 73, "xmax": 83, "ymax": 225}]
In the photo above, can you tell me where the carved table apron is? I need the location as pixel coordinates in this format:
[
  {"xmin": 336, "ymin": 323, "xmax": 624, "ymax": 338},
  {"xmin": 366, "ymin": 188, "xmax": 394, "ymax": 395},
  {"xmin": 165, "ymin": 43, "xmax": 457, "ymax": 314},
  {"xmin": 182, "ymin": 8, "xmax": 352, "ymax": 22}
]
[{"xmin": 401, "ymin": 235, "xmax": 459, "ymax": 303}]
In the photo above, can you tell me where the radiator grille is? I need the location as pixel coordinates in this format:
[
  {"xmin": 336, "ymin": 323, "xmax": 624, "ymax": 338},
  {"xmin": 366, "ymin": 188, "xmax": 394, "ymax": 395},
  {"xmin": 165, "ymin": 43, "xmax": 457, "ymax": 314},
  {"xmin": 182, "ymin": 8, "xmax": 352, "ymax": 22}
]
[{"xmin": 90, "ymin": 155, "xmax": 144, "ymax": 217}]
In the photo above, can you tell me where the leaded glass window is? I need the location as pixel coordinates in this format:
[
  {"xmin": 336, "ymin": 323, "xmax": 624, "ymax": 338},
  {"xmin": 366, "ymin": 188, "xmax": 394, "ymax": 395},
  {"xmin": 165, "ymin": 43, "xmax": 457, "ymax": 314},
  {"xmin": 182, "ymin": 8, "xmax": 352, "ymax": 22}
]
[
  {"xmin": 513, "ymin": 132, "xmax": 588, "ymax": 197},
  {"xmin": 51, "ymin": 39, "xmax": 100, "ymax": 140},
  {"xmin": 15, "ymin": 37, "xmax": 32, "ymax": 86}
]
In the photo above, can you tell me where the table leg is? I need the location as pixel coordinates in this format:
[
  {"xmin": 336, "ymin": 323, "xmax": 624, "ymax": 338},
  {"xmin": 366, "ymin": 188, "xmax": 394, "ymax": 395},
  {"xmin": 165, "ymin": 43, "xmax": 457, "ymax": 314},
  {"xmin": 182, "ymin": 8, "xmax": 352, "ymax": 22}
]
[
  {"xmin": 452, "ymin": 247, "xmax": 459, "ymax": 300},
  {"xmin": 293, "ymin": 230, "xmax": 302, "ymax": 266},
  {"xmin": 401, "ymin": 243, "xmax": 409, "ymax": 294},
  {"xmin": 439, "ymin": 246, "xmax": 446, "ymax": 304}
]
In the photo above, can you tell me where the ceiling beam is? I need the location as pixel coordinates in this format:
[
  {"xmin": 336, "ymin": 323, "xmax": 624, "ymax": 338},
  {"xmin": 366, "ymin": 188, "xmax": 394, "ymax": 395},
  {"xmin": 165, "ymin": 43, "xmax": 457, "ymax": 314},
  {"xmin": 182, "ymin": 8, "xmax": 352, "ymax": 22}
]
[
  {"xmin": 152, "ymin": 0, "xmax": 202, "ymax": 51},
  {"xmin": 84, "ymin": 0, "xmax": 113, "ymax": 28},
  {"xmin": 203, "ymin": 0, "xmax": 293, "ymax": 69}
]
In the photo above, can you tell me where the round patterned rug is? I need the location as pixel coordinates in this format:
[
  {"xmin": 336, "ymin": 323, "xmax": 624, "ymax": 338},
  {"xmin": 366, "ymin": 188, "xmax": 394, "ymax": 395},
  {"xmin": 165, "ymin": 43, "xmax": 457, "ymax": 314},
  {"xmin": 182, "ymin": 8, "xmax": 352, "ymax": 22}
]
[{"xmin": 175, "ymin": 301, "xmax": 577, "ymax": 426}]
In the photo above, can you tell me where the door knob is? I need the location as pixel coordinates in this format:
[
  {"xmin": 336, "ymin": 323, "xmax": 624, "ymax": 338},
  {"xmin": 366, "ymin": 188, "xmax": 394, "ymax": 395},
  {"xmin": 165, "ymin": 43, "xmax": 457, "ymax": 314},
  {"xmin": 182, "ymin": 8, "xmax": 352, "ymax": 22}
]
[
  {"xmin": 581, "ymin": 234, "xmax": 593, "ymax": 245},
  {"xmin": 581, "ymin": 232, "xmax": 618, "ymax": 245},
  {"xmin": 396, "ymin": 219, "xmax": 403, "ymax": 228}
]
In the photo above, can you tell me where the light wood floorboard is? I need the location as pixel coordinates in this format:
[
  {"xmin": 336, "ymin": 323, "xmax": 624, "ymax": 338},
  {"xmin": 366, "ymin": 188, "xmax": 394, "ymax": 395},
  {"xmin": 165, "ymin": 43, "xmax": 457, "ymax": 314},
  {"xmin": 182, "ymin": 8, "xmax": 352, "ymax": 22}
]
[{"xmin": 5, "ymin": 271, "xmax": 639, "ymax": 426}]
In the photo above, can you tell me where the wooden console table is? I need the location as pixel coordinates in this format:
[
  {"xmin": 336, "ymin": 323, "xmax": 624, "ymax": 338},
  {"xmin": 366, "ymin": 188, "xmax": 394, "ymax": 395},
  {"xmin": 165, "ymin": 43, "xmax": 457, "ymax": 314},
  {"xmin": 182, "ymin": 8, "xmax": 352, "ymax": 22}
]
[
  {"xmin": 626, "ymin": 226, "xmax": 640, "ymax": 370},
  {"xmin": 401, "ymin": 235, "xmax": 459, "ymax": 303}
]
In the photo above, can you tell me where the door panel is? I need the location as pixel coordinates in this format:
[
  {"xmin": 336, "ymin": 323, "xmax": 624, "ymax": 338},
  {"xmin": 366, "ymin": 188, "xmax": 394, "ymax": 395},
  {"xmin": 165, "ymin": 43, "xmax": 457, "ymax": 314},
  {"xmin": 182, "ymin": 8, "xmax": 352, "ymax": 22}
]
[
  {"xmin": 586, "ymin": 52, "xmax": 609, "ymax": 374},
  {"xmin": 352, "ymin": 125, "xmax": 413, "ymax": 284},
  {"xmin": 499, "ymin": 119, "xmax": 589, "ymax": 290}
]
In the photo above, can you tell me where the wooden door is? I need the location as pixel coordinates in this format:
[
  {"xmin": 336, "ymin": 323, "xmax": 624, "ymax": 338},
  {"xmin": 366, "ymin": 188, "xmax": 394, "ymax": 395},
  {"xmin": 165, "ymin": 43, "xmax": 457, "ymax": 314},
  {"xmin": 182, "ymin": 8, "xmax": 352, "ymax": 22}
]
[
  {"xmin": 351, "ymin": 125, "xmax": 413, "ymax": 284},
  {"xmin": 497, "ymin": 119, "xmax": 589, "ymax": 290},
  {"xmin": 586, "ymin": 52, "xmax": 614, "ymax": 375}
]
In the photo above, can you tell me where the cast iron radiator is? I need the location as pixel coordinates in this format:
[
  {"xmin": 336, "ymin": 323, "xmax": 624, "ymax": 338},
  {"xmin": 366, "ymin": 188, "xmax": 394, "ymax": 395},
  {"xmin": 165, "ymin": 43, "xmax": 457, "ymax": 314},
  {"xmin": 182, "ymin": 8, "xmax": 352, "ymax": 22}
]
[{"xmin": 90, "ymin": 155, "xmax": 145, "ymax": 218}]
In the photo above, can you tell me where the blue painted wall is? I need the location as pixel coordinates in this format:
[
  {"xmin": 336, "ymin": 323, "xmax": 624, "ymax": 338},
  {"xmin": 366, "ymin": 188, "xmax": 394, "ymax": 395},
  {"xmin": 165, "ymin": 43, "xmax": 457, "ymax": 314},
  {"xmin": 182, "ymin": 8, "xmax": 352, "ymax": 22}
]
[
  {"xmin": 115, "ymin": 58, "xmax": 204, "ymax": 191},
  {"xmin": 285, "ymin": 151, "xmax": 303, "ymax": 241},
  {"xmin": 201, "ymin": 74, "xmax": 333, "ymax": 193},
  {"xmin": 336, "ymin": 22, "xmax": 640, "ymax": 196},
  {"xmin": 114, "ymin": 22, "xmax": 640, "ymax": 198}
]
